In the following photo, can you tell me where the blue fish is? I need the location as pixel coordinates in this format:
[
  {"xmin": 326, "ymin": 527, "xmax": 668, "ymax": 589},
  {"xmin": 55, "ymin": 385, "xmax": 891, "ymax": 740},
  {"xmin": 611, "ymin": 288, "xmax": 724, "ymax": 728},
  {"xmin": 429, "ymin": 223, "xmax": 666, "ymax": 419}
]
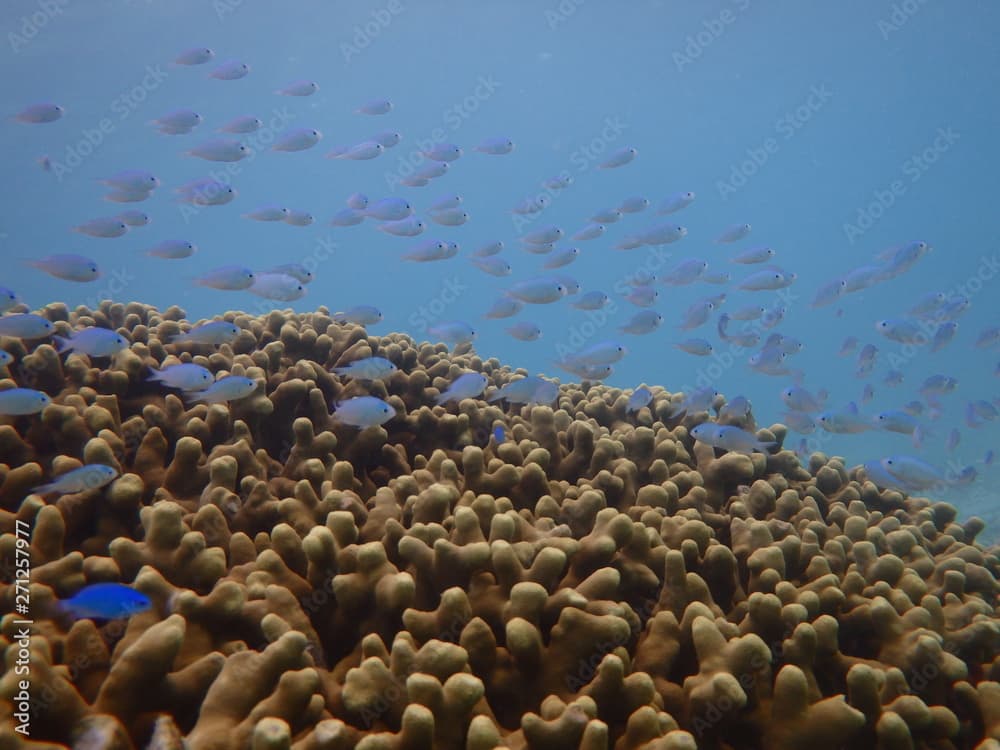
[
  {"xmin": 493, "ymin": 425, "xmax": 506, "ymax": 443},
  {"xmin": 59, "ymin": 583, "xmax": 151, "ymax": 620}
]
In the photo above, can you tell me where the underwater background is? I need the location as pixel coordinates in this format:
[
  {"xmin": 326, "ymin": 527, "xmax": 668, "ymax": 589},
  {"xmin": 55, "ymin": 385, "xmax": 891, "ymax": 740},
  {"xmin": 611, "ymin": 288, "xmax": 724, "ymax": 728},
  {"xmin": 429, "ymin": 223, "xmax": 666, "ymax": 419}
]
[{"xmin": 3, "ymin": 0, "xmax": 998, "ymax": 533}]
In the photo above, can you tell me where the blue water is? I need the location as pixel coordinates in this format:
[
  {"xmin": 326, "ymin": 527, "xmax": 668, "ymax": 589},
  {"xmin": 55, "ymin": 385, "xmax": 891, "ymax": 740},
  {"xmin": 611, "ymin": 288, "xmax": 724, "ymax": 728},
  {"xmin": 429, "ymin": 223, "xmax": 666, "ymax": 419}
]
[{"xmin": 2, "ymin": 1, "xmax": 998, "ymax": 534}]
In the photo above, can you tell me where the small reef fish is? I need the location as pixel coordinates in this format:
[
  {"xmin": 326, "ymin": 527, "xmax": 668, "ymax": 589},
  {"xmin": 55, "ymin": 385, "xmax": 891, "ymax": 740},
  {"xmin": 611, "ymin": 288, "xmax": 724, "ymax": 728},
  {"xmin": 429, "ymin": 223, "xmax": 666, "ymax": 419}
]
[
  {"xmin": 272, "ymin": 128, "xmax": 322, "ymax": 152},
  {"xmin": 428, "ymin": 321, "xmax": 476, "ymax": 346},
  {"xmin": 507, "ymin": 279, "xmax": 566, "ymax": 304},
  {"xmin": 58, "ymin": 583, "xmax": 151, "ymax": 620},
  {"xmin": 332, "ymin": 396, "xmax": 395, "ymax": 428},
  {"xmin": 276, "ymin": 80, "xmax": 319, "ymax": 96},
  {"xmin": 505, "ymin": 322, "xmax": 542, "ymax": 341},
  {"xmin": 174, "ymin": 47, "xmax": 215, "ymax": 65},
  {"xmin": 487, "ymin": 376, "xmax": 557, "ymax": 406},
  {"xmin": 436, "ymin": 372, "xmax": 489, "ymax": 403},
  {"xmin": 33, "ymin": 464, "xmax": 118, "ymax": 496},
  {"xmin": 356, "ymin": 98, "xmax": 393, "ymax": 115},
  {"xmin": 219, "ymin": 115, "xmax": 263, "ymax": 133},
  {"xmin": 572, "ymin": 291, "xmax": 610, "ymax": 310},
  {"xmin": 194, "ymin": 266, "xmax": 255, "ymax": 290},
  {"xmin": 563, "ymin": 340, "xmax": 627, "ymax": 366},
  {"xmin": 13, "ymin": 102, "xmax": 64, "ymax": 123},
  {"xmin": 627, "ymin": 386, "xmax": 654, "ymax": 414},
  {"xmin": 148, "ymin": 364, "xmax": 214, "ymax": 391},
  {"xmin": 27, "ymin": 254, "xmax": 101, "ymax": 282},
  {"xmin": 475, "ymin": 137, "xmax": 515, "ymax": 155},
  {"xmin": 656, "ymin": 191, "xmax": 696, "ymax": 215},
  {"xmin": 0, "ymin": 313, "xmax": 55, "ymax": 339},
  {"xmin": 55, "ymin": 328, "xmax": 129, "ymax": 357},
  {"xmin": 148, "ymin": 240, "xmax": 197, "ymax": 259},
  {"xmin": 483, "ymin": 297, "xmax": 523, "ymax": 319},
  {"xmin": 598, "ymin": 146, "xmax": 637, "ymax": 169},
  {"xmin": 265, "ymin": 264, "xmax": 313, "ymax": 283},
  {"xmin": 0, "ymin": 287, "xmax": 19, "ymax": 312},
  {"xmin": 185, "ymin": 375, "xmax": 258, "ymax": 404},
  {"xmin": 209, "ymin": 60, "xmax": 250, "ymax": 80},
  {"xmin": 248, "ymin": 273, "xmax": 306, "ymax": 301},
  {"xmin": 333, "ymin": 306, "xmax": 383, "ymax": 326},
  {"xmin": 620, "ymin": 311, "xmax": 663, "ymax": 335},
  {"xmin": 332, "ymin": 357, "xmax": 398, "ymax": 381},
  {"xmin": 0, "ymin": 388, "xmax": 52, "ymax": 415},
  {"xmin": 170, "ymin": 321, "xmax": 241, "ymax": 346},
  {"xmin": 715, "ymin": 223, "xmax": 752, "ymax": 243},
  {"xmin": 817, "ymin": 402, "xmax": 872, "ymax": 434},
  {"xmin": 689, "ymin": 423, "xmax": 775, "ymax": 453}
]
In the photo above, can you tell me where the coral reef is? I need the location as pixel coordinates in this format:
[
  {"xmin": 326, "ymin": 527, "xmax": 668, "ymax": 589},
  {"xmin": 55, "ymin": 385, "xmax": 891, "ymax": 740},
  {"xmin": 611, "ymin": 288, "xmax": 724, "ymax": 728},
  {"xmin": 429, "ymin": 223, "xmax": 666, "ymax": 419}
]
[{"xmin": 1, "ymin": 301, "xmax": 999, "ymax": 749}]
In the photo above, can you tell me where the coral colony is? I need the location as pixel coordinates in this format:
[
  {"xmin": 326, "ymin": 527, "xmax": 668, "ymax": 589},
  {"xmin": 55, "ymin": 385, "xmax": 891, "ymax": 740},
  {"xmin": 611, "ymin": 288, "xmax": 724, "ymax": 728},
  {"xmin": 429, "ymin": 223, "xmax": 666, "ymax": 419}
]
[{"xmin": 0, "ymin": 300, "xmax": 998, "ymax": 748}]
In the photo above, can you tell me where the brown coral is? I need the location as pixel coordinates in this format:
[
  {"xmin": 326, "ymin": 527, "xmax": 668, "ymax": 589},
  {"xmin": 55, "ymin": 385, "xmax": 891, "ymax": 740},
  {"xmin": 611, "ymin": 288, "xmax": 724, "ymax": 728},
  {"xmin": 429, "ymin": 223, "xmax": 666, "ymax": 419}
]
[{"xmin": 0, "ymin": 301, "xmax": 998, "ymax": 750}]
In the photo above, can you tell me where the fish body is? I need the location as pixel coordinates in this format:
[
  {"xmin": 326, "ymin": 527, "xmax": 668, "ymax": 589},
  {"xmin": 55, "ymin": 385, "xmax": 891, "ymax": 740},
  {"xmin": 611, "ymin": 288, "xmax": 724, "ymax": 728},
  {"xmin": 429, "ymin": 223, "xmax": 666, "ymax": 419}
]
[
  {"xmin": 428, "ymin": 321, "xmax": 476, "ymax": 346},
  {"xmin": 27, "ymin": 254, "xmax": 100, "ymax": 281},
  {"xmin": 185, "ymin": 375, "xmax": 257, "ymax": 404},
  {"xmin": 620, "ymin": 310, "xmax": 663, "ymax": 335},
  {"xmin": 0, "ymin": 313, "xmax": 55, "ymax": 339},
  {"xmin": 471, "ymin": 256, "xmax": 512, "ymax": 276},
  {"xmin": 599, "ymin": 146, "xmax": 637, "ymax": 168},
  {"xmin": 564, "ymin": 340, "xmax": 627, "ymax": 366},
  {"xmin": 333, "ymin": 396, "xmax": 395, "ymax": 428},
  {"xmin": 716, "ymin": 223, "xmax": 752, "ymax": 243},
  {"xmin": 59, "ymin": 583, "xmax": 151, "ymax": 620},
  {"xmin": 175, "ymin": 179, "xmax": 235, "ymax": 205},
  {"xmin": 148, "ymin": 240, "xmax": 197, "ymax": 259},
  {"xmin": 33, "ymin": 464, "xmax": 118, "ymax": 495},
  {"xmin": 506, "ymin": 322, "xmax": 542, "ymax": 341},
  {"xmin": 148, "ymin": 363, "xmax": 214, "ymax": 390},
  {"xmin": 272, "ymin": 128, "xmax": 322, "ymax": 152},
  {"xmin": 475, "ymin": 137, "xmax": 515, "ymax": 154},
  {"xmin": 483, "ymin": 297, "xmax": 523, "ymax": 318},
  {"xmin": 474, "ymin": 241, "xmax": 504, "ymax": 257},
  {"xmin": 507, "ymin": 279, "xmax": 566, "ymax": 304},
  {"xmin": 627, "ymin": 386, "xmax": 653, "ymax": 414},
  {"xmin": 572, "ymin": 291, "xmax": 610, "ymax": 310},
  {"xmin": 332, "ymin": 305, "xmax": 383, "ymax": 326},
  {"xmin": 219, "ymin": 115, "xmax": 263, "ymax": 133},
  {"xmin": 332, "ymin": 357, "xmax": 398, "ymax": 381},
  {"xmin": 817, "ymin": 403, "xmax": 872, "ymax": 434},
  {"xmin": 174, "ymin": 47, "xmax": 215, "ymax": 65},
  {"xmin": 0, "ymin": 388, "xmax": 52, "ymax": 415},
  {"xmin": 209, "ymin": 60, "xmax": 250, "ymax": 80},
  {"xmin": 55, "ymin": 328, "xmax": 129, "ymax": 357},
  {"xmin": 436, "ymin": 372, "xmax": 488, "ymax": 403},
  {"xmin": 194, "ymin": 266, "xmax": 255, "ymax": 290},
  {"xmin": 690, "ymin": 423, "xmax": 775, "ymax": 453},
  {"xmin": 404, "ymin": 240, "xmax": 457, "ymax": 262},
  {"xmin": 170, "ymin": 321, "xmax": 240, "ymax": 346},
  {"xmin": 656, "ymin": 191, "xmax": 695, "ymax": 214}
]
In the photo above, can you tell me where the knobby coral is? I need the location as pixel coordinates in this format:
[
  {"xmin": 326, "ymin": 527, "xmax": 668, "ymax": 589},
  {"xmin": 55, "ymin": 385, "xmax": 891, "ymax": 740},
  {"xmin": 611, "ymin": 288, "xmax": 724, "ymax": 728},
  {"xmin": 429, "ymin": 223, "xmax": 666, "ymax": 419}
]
[{"xmin": 0, "ymin": 301, "xmax": 998, "ymax": 750}]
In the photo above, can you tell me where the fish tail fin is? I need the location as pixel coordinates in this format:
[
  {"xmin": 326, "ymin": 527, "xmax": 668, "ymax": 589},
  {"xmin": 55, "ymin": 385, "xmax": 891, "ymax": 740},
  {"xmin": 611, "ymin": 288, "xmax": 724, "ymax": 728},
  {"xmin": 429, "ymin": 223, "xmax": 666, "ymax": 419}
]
[
  {"xmin": 53, "ymin": 335, "xmax": 70, "ymax": 353},
  {"xmin": 31, "ymin": 482, "xmax": 56, "ymax": 495}
]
